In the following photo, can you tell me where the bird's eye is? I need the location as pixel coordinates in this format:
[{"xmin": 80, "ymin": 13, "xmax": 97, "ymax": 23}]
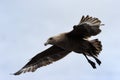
[{"xmin": 49, "ymin": 37, "xmax": 53, "ymax": 40}]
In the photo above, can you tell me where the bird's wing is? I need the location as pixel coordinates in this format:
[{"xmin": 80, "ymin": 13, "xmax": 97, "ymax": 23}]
[
  {"xmin": 67, "ymin": 15, "xmax": 104, "ymax": 39},
  {"xmin": 14, "ymin": 45, "xmax": 70, "ymax": 75}
]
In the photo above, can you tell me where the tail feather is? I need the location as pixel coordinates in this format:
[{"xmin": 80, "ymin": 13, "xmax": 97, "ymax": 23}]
[{"xmin": 90, "ymin": 39, "xmax": 102, "ymax": 56}]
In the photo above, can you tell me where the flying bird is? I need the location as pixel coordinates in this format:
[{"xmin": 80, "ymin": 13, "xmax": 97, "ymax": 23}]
[{"xmin": 14, "ymin": 15, "xmax": 104, "ymax": 75}]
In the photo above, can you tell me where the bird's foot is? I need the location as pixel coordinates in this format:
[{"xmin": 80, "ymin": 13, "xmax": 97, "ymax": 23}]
[{"xmin": 88, "ymin": 59, "xmax": 96, "ymax": 69}]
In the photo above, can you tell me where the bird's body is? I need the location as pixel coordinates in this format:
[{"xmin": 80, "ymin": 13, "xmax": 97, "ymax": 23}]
[
  {"xmin": 13, "ymin": 15, "xmax": 104, "ymax": 75},
  {"xmin": 45, "ymin": 32, "xmax": 101, "ymax": 56},
  {"xmin": 51, "ymin": 34, "xmax": 89, "ymax": 52}
]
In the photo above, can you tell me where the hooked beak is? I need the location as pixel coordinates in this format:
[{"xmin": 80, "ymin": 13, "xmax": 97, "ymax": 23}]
[{"xmin": 44, "ymin": 42, "xmax": 48, "ymax": 46}]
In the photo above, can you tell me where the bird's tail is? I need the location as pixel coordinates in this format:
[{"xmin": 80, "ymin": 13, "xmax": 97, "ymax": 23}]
[
  {"xmin": 83, "ymin": 39, "xmax": 102, "ymax": 68},
  {"xmin": 90, "ymin": 39, "xmax": 102, "ymax": 56}
]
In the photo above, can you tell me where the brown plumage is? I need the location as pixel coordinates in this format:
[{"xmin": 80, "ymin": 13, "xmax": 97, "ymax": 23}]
[{"xmin": 13, "ymin": 15, "xmax": 104, "ymax": 75}]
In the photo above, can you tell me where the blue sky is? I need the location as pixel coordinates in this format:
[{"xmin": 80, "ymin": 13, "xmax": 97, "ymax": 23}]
[{"xmin": 0, "ymin": 0, "xmax": 120, "ymax": 80}]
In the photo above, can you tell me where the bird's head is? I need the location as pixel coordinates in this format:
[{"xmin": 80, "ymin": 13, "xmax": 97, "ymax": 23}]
[
  {"xmin": 44, "ymin": 37, "xmax": 56, "ymax": 46},
  {"xmin": 44, "ymin": 33, "xmax": 65, "ymax": 46}
]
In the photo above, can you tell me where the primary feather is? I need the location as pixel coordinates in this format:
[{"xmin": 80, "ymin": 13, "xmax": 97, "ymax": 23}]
[
  {"xmin": 67, "ymin": 15, "xmax": 103, "ymax": 39},
  {"xmin": 14, "ymin": 46, "xmax": 70, "ymax": 75}
]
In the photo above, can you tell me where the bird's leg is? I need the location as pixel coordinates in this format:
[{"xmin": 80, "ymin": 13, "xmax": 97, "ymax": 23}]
[
  {"xmin": 92, "ymin": 56, "xmax": 101, "ymax": 65},
  {"xmin": 83, "ymin": 53, "xmax": 96, "ymax": 69},
  {"xmin": 89, "ymin": 50, "xmax": 101, "ymax": 66}
]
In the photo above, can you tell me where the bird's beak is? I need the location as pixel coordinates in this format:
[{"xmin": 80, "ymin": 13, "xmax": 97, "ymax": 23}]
[{"xmin": 44, "ymin": 42, "xmax": 48, "ymax": 46}]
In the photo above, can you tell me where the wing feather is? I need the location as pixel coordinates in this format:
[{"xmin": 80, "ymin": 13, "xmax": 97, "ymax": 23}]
[
  {"xmin": 13, "ymin": 46, "xmax": 70, "ymax": 75},
  {"xmin": 67, "ymin": 15, "xmax": 104, "ymax": 39},
  {"xmin": 80, "ymin": 15, "xmax": 85, "ymax": 23}
]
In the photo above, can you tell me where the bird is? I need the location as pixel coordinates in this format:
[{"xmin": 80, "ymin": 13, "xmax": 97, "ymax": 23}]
[{"xmin": 13, "ymin": 15, "xmax": 104, "ymax": 75}]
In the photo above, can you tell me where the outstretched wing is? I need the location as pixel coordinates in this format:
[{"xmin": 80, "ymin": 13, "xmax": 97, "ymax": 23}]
[
  {"xmin": 14, "ymin": 46, "xmax": 70, "ymax": 75},
  {"xmin": 67, "ymin": 15, "xmax": 104, "ymax": 39}
]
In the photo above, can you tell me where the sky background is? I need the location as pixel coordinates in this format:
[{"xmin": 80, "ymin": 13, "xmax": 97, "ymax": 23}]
[{"xmin": 0, "ymin": 0, "xmax": 120, "ymax": 80}]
